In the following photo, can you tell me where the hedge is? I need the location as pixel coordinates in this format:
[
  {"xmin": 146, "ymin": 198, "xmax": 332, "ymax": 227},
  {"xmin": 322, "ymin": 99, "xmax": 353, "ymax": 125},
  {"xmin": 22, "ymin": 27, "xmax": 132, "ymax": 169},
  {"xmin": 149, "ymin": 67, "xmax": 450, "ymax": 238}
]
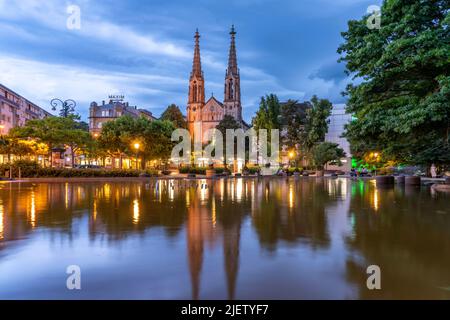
[{"xmin": 0, "ymin": 160, "xmax": 159, "ymax": 178}]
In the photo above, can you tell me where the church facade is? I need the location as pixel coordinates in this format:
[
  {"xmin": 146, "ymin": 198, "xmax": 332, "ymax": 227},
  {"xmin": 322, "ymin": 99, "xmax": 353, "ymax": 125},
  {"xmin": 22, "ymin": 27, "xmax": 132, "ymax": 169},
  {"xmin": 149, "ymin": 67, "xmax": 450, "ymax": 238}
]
[{"xmin": 187, "ymin": 26, "xmax": 247, "ymax": 143}]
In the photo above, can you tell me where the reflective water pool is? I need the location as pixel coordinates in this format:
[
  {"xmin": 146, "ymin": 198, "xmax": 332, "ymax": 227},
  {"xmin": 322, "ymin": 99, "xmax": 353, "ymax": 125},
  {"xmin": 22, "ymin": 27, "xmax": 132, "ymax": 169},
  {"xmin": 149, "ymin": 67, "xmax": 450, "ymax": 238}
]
[{"xmin": 0, "ymin": 178, "xmax": 449, "ymax": 299}]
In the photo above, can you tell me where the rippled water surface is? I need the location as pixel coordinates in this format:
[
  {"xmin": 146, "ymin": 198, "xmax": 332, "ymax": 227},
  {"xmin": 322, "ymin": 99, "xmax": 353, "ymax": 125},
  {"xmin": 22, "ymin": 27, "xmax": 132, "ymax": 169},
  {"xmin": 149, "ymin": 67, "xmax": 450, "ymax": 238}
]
[{"xmin": 0, "ymin": 178, "xmax": 449, "ymax": 299}]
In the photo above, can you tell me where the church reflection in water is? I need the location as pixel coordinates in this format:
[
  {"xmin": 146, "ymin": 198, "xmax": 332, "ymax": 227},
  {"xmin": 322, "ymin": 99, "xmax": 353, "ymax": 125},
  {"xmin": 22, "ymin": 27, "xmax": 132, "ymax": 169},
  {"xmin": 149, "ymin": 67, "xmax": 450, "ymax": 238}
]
[{"xmin": 0, "ymin": 177, "xmax": 449, "ymax": 299}]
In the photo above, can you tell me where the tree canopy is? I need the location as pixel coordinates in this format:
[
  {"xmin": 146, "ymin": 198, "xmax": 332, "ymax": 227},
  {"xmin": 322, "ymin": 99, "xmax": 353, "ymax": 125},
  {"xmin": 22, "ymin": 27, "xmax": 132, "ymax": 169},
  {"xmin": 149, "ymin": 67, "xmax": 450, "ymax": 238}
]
[
  {"xmin": 313, "ymin": 142, "xmax": 346, "ymax": 169},
  {"xmin": 10, "ymin": 115, "xmax": 92, "ymax": 166},
  {"xmin": 252, "ymin": 94, "xmax": 282, "ymax": 131},
  {"xmin": 338, "ymin": 0, "xmax": 450, "ymax": 165},
  {"xmin": 160, "ymin": 104, "xmax": 187, "ymax": 129},
  {"xmin": 98, "ymin": 115, "xmax": 175, "ymax": 168}
]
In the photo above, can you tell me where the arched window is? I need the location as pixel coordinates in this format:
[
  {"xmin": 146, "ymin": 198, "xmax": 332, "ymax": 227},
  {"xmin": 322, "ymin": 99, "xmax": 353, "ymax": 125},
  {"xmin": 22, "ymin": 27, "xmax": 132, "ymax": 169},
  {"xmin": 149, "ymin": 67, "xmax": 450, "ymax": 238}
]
[
  {"xmin": 193, "ymin": 82, "xmax": 198, "ymax": 102},
  {"xmin": 228, "ymin": 79, "xmax": 234, "ymax": 100}
]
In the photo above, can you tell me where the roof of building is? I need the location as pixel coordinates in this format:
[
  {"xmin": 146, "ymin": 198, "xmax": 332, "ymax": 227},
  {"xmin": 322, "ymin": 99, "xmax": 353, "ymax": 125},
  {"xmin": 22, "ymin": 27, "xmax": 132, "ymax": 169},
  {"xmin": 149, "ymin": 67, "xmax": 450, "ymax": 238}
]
[{"xmin": 205, "ymin": 96, "xmax": 224, "ymax": 108}]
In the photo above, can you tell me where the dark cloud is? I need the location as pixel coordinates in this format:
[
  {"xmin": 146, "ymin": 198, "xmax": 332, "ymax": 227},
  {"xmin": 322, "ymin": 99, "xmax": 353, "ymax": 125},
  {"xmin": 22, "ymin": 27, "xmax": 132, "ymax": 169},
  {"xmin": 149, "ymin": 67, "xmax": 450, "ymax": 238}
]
[{"xmin": 308, "ymin": 61, "xmax": 347, "ymax": 83}]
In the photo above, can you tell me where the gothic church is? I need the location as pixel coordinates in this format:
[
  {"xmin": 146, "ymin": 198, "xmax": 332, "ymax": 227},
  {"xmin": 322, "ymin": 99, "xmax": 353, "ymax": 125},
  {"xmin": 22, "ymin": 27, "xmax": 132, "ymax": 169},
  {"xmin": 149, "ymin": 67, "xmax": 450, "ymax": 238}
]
[{"xmin": 187, "ymin": 26, "xmax": 248, "ymax": 142}]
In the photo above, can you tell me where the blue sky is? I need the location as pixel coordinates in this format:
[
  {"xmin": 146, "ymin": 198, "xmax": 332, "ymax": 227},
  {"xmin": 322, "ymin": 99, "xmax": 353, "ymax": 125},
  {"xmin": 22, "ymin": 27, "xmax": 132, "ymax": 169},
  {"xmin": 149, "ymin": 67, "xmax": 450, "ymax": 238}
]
[{"xmin": 0, "ymin": 0, "xmax": 381, "ymax": 122}]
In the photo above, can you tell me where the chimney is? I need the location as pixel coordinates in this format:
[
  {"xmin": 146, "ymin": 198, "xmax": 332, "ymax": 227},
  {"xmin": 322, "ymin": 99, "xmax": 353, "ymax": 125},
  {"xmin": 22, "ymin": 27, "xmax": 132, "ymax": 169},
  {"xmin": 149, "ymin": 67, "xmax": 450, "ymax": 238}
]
[{"xmin": 102, "ymin": 100, "xmax": 105, "ymax": 105}]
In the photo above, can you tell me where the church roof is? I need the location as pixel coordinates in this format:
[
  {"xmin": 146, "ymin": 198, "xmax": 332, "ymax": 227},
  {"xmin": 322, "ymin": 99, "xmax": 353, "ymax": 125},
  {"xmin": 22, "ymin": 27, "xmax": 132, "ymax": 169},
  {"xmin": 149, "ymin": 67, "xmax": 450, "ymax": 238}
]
[{"xmin": 205, "ymin": 96, "xmax": 224, "ymax": 108}]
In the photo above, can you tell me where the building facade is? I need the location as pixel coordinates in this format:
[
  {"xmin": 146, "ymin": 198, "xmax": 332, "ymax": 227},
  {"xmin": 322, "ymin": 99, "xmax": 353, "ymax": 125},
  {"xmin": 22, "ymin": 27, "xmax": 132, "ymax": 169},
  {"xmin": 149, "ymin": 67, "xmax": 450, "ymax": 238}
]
[
  {"xmin": 89, "ymin": 96, "xmax": 157, "ymax": 137},
  {"xmin": 187, "ymin": 26, "xmax": 247, "ymax": 143},
  {"xmin": 0, "ymin": 83, "xmax": 52, "ymax": 135},
  {"xmin": 325, "ymin": 104, "xmax": 352, "ymax": 171}
]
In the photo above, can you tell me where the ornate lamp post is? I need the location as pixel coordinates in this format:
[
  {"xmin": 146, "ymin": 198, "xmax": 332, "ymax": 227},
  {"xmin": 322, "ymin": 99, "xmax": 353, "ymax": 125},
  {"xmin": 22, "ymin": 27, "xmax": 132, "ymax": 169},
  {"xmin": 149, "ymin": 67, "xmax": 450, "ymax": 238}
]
[{"xmin": 50, "ymin": 98, "xmax": 77, "ymax": 117}]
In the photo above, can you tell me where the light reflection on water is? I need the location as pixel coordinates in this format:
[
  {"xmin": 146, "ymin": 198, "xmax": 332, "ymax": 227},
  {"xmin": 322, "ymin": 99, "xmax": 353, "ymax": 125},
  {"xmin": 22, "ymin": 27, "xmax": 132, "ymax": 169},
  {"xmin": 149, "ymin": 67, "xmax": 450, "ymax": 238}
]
[{"xmin": 0, "ymin": 178, "xmax": 449, "ymax": 299}]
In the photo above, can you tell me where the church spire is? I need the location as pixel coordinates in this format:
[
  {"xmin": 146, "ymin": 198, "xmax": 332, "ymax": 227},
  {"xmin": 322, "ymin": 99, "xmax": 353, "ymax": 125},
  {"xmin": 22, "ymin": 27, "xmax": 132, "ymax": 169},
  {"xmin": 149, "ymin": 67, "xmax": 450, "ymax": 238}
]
[
  {"xmin": 224, "ymin": 25, "xmax": 241, "ymax": 121},
  {"xmin": 191, "ymin": 29, "xmax": 202, "ymax": 78},
  {"xmin": 227, "ymin": 25, "xmax": 238, "ymax": 76},
  {"xmin": 187, "ymin": 29, "xmax": 205, "ymax": 136}
]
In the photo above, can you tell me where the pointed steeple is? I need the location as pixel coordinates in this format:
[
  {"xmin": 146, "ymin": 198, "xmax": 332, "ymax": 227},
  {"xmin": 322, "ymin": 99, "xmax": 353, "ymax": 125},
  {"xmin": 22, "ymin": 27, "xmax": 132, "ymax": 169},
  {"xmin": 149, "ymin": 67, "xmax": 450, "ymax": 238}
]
[
  {"xmin": 224, "ymin": 25, "xmax": 242, "ymax": 122},
  {"xmin": 227, "ymin": 25, "xmax": 238, "ymax": 76},
  {"xmin": 191, "ymin": 29, "xmax": 203, "ymax": 78},
  {"xmin": 187, "ymin": 28, "xmax": 205, "ymax": 139}
]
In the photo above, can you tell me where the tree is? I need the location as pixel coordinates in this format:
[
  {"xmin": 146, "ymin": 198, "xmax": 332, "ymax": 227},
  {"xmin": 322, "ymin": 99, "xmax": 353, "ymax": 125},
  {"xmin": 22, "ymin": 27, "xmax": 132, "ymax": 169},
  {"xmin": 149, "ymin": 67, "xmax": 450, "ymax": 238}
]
[
  {"xmin": 281, "ymin": 100, "xmax": 311, "ymax": 164},
  {"xmin": 61, "ymin": 128, "xmax": 92, "ymax": 167},
  {"xmin": 160, "ymin": 104, "xmax": 187, "ymax": 129},
  {"xmin": 142, "ymin": 120, "xmax": 176, "ymax": 168},
  {"xmin": 252, "ymin": 94, "xmax": 282, "ymax": 131},
  {"xmin": 98, "ymin": 116, "xmax": 175, "ymax": 169},
  {"xmin": 0, "ymin": 136, "xmax": 34, "ymax": 162},
  {"xmin": 216, "ymin": 115, "xmax": 241, "ymax": 135},
  {"xmin": 11, "ymin": 116, "xmax": 92, "ymax": 167},
  {"xmin": 338, "ymin": 0, "xmax": 450, "ymax": 167},
  {"xmin": 98, "ymin": 116, "xmax": 137, "ymax": 169},
  {"xmin": 216, "ymin": 115, "xmax": 242, "ymax": 165},
  {"xmin": 11, "ymin": 117, "xmax": 68, "ymax": 166},
  {"xmin": 303, "ymin": 95, "xmax": 332, "ymax": 151},
  {"xmin": 312, "ymin": 142, "xmax": 346, "ymax": 170}
]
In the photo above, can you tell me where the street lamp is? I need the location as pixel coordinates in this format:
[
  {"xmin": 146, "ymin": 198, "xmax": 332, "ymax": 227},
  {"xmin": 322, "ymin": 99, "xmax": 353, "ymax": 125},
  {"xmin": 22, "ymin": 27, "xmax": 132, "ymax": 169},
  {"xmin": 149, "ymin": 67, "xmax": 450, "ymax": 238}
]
[
  {"xmin": 50, "ymin": 98, "xmax": 77, "ymax": 117},
  {"xmin": 288, "ymin": 150, "xmax": 296, "ymax": 167},
  {"xmin": 134, "ymin": 143, "xmax": 140, "ymax": 170}
]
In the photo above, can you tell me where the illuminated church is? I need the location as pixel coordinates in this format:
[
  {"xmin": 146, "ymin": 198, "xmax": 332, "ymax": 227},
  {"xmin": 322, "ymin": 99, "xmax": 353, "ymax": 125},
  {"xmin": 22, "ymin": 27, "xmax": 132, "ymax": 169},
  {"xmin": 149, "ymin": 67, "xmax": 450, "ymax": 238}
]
[{"xmin": 187, "ymin": 26, "xmax": 248, "ymax": 142}]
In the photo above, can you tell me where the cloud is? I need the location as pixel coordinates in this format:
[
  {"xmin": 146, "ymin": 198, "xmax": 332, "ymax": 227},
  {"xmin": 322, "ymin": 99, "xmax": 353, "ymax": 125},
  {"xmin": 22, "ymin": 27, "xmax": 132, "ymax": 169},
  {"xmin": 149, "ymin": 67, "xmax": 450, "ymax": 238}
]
[
  {"xmin": 0, "ymin": 55, "xmax": 186, "ymax": 118},
  {"xmin": 0, "ymin": 0, "xmax": 367, "ymax": 120},
  {"xmin": 309, "ymin": 61, "xmax": 347, "ymax": 83},
  {"xmin": 0, "ymin": 0, "xmax": 191, "ymax": 59}
]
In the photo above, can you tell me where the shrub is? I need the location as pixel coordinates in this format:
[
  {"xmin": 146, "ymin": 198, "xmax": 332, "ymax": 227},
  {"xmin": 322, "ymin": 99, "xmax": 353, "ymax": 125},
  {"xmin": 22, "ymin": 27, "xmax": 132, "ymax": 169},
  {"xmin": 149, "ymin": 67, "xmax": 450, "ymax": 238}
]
[
  {"xmin": 179, "ymin": 166, "xmax": 207, "ymax": 175},
  {"xmin": 0, "ymin": 162, "xmax": 160, "ymax": 178},
  {"xmin": 287, "ymin": 167, "xmax": 303, "ymax": 174},
  {"xmin": 214, "ymin": 168, "xmax": 225, "ymax": 174},
  {"xmin": 246, "ymin": 166, "xmax": 260, "ymax": 174},
  {"xmin": 0, "ymin": 160, "xmax": 40, "ymax": 177}
]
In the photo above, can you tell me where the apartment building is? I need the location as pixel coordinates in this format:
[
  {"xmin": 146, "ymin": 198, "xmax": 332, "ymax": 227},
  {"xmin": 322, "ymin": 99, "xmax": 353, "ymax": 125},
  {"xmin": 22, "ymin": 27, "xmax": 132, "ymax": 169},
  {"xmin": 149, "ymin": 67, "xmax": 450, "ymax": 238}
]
[{"xmin": 0, "ymin": 83, "xmax": 52, "ymax": 135}]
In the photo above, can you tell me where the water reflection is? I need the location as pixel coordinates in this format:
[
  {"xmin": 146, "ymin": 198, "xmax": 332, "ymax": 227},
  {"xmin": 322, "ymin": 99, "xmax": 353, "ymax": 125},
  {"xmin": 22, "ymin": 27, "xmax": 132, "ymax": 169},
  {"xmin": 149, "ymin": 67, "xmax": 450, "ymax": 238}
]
[{"xmin": 0, "ymin": 178, "xmax": 449, "ymax": 299}]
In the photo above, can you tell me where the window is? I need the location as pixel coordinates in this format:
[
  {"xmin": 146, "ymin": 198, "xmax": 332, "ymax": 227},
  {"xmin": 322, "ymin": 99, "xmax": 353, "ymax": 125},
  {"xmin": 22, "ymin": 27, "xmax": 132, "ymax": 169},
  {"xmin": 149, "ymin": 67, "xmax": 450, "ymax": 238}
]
[
  {"xmin": 193, "ymin": 82, "xmax": 198, "ymax": 102},
  {"xmin": 228, "ymin": 79, "xmax": 234, "ymax": 100},
  {"xmin": 97, "ymin": 122, "xmax": 103, "ymax": 129}
]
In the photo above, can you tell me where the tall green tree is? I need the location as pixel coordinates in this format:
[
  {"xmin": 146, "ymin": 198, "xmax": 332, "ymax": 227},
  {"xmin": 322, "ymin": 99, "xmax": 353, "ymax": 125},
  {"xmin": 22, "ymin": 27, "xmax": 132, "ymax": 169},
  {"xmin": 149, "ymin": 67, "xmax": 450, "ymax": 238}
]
[
  {"xmin": 303, "ymin": 95, "xmax": 332, "ymax": 151},
  {"xmin": 98, "ymin": 116, "xmax": 138, "ymax": 168},
  {"xmin": 160, "ymin": 104, "xmax": 187, "ymax": 129},
  {"xmin": 252, "ymin": 94, "xmax": 282, "ymax": 131},
  {"xmin": 142, "ymin": 120, "xmax": 176, "ymax": 168},
  {"xmin": 338, "ymin": 0, "xmax": 450, "ymax": 166},
  {"xmin": 281, "ymin": 100, "xmax": 312, "ymax": 165}
]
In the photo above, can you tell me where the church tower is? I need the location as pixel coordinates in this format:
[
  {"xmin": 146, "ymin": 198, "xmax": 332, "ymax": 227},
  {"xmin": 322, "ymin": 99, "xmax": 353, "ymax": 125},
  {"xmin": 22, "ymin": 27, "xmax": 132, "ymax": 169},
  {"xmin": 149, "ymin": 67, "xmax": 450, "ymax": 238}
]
[
  {"xmin": 187, "ymin": 29, "xmax": 205, "ymax": 135},
  {"xmin": 223, "ymin": 25, "xmax": 242, "ymax": 121}
]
